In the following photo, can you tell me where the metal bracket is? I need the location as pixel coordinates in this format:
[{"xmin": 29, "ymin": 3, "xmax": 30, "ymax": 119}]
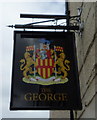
[{"xmin": 8, "ymin": 14, "xmax": 81, "ymax": 31}]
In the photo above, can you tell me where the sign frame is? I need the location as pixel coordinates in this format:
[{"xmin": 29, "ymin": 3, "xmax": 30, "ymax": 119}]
[{"xmin": 10, "ymin": 31, "xmax": 82, "ymax": 110}]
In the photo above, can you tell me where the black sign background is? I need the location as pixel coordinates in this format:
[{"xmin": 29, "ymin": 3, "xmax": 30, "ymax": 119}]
[{"xmin": 10, "ymin": 31, "xmax": 82, "ymax": 110}]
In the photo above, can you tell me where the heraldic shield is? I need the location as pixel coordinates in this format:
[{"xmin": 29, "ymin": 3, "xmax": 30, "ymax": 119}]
[
  {"xmin": 36, "ymin": 58, "xmax": 54, "ymax": 79},
  {"xmin": 20, "ymin": 39, "xmax": 71, "ymax": 85}
]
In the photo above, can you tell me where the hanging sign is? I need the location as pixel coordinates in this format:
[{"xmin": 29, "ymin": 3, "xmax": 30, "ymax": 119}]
[{"xmin": 10, "ymin": 31, "xmax": 82, "ymax": 110}]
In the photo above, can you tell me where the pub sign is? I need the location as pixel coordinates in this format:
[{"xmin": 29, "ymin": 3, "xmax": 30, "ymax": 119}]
[{"xmin": 10, "ymin": 31, "xmax": 82, "ymax": 110}]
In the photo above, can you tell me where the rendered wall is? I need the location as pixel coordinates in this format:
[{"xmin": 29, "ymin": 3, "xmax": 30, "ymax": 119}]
[{"xmin": 50, "ymin": 2, "xmax": 96, "ymax": 119}]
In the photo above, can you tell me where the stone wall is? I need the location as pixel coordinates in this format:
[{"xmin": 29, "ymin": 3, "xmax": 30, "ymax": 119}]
[
  {"xmin": 50, "ymin": 2, "xmax": 96, "ymax": 119},
  {"xmin": 69, "ymin": 2, "xmax": 96, "ymax": 119}
]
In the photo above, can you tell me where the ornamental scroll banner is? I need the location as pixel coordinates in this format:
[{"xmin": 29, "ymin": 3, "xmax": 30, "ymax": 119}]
[{"xmin": 10, "ymin": 31, "xmax": 82, "ymax": 110}]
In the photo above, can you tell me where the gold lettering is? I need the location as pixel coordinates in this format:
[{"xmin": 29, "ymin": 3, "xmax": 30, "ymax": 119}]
[
  {"xmin": 24, "ymin": 93, "xmax": 68, "ymax": 101},
  {"xmin": 24, "ymin": 93, "xmax": 32, "ymax": 101},
  {"xmin": 41, "ymin": 88, "xmax": 46, "ymax": 92},
  {"xmin": 62, "ymin": 93, "xmax": 68, "ymax": 101},
  {"xmin": 54, "ymin": 93, "xmax": 61, "ymax": 101},
  {"xmin": 41, "ymin": 88, "xmax": 51, "ymax": 92},
  {"xmin": 32, "ymin": 93, "xmax": 38, "ymax": 101},
  {"xmin": 47, "ymin": 93, "xmax": 53, "ymax": 101},
  {"xmin": 39, "ymin": 93, "xmax": 46, "ymax": 101}
]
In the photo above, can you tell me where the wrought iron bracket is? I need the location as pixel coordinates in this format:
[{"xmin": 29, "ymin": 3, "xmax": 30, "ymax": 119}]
[{"xmin": 8, "ymin": 14, "xmax": 82, "ymax": 31}]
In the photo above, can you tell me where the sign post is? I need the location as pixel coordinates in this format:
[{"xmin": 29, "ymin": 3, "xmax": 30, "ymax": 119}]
[{"xmin": 70, "ymin": 110, "xmax": 74, "ymax": 120}]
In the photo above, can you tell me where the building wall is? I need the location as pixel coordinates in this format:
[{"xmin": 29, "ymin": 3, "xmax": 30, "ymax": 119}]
[{"xmin": 50, "ymin": 2, "xmax": 96, "ymax": 119}]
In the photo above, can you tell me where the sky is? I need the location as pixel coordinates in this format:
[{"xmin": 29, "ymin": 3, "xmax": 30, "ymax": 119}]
[{"xmin": 0, "ymin": 0, "xmax": 65, "ymax": 118}]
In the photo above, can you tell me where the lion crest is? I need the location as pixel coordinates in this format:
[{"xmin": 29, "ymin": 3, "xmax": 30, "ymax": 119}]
[
  {"xmin": 55, "ymin": 53, "xmax": 70, "ymax": 79},
  {"xmin": 20, "ymin": 42, "xmax": 70, "ymax": 85},
  {"xmin": 20, "ymin": 52, "xmax": 37, "ymax": 79}
]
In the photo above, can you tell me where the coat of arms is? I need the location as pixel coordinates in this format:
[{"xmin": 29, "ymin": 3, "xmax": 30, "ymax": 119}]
[{"xmin": 20, "ymin": 39, "xmax": 70, "ymax": 85}]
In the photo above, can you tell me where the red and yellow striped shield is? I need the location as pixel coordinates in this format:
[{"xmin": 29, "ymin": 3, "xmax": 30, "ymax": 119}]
[{"xmin": 36, "ymin": 58, "xmax": 54, "ymax": 79}]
